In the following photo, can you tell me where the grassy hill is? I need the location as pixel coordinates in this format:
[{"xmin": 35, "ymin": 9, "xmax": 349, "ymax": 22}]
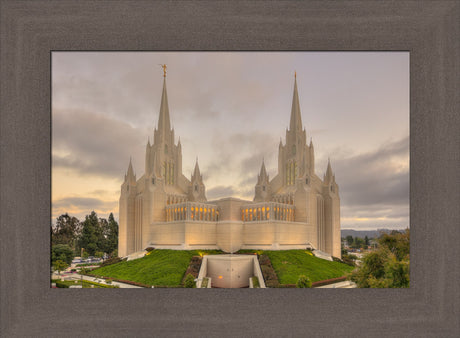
[
  {"xmin": 262, "ymin": 250, "xmax": 354, "ymax": 284},
  {"xmin": 91, "ymin": 249, "xmax": 353, "ymax": 287},
  {"xmin": 91, "ymin": 249, "xmax": 220, "ymax": 287}
]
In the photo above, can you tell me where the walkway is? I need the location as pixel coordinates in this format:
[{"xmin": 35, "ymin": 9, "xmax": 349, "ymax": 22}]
[{"xmin": 52, "ymin": 272, "xmax": 144, "ymax": 288}]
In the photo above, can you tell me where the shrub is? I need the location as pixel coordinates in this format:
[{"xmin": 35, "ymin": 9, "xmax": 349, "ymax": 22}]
[
  {"xmin": 296, "ymin": 275, "xmax": 312, "ymax": 288},
  {"xmin": 311, "ymin": 276, "xmax": 347, "ymax": 287},
  {"xmin": 99, "ymin": 256, "xmax": 122, "ymax": 268},
  {"xmin": 252, "ymin": 276, "xmax": 260, "ymax": 288},
  {"xmin": 259, "ymin": 254, "xmax": 280, "ymax": 287},
  {"xmin": 184, "ymin": 273, "xmax": 196, "ymax": 288},
  {"xmin": 79, "ymin": 267, "xmax": 91, "ymax": 275},
  {"xmin": 52, "ymin": 260, "xmax": 69, "ymax": 274},
  {"xmin": 55, "ymin": 280, "xmax": 70, "ymax": 288}
]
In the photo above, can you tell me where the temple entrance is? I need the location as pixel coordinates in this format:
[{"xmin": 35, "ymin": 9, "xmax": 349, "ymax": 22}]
[{"xmin": 196, "ymin": 254, "xmax": 265, "ymax": 288}]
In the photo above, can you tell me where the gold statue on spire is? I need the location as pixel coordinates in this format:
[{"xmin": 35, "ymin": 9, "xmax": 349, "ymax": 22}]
[
  {"xmin": 295, "ymin": 71, "xmax": 297, "ymax": 78},
  {"xmin": 159, "ymin": 64, "xmax": 167, "ymax": 77}
]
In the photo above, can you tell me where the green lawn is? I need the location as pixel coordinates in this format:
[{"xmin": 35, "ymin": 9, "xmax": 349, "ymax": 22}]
[
  {"xmin": 90, "ymin": 249, "xmax": 352, "ymax": 287},
  {"xmin": 91, "ymin": 249, "xmax": 221, "ymax": 286},
  {"xmin": 263, "ymin": 250, "xmax": 354, "ymax": 284}
]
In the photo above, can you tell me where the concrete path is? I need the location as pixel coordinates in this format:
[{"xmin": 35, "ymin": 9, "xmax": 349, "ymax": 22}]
[
  {"xmin": 315, "ymin": 280, "xmax": 357, "ymax": 288},
  {"xmin": 52, "ymin": 272, "xmax": 144, "ymax": 288}
]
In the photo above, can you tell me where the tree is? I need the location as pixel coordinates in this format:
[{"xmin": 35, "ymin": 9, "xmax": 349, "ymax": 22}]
[
  {"xmin": 379, "ymin": 229, "xmax": 410, "ymax": 261},
  {"xmin": 296, "ymin": 275, "xmax": 312, "ymax": 288},
  {"xmin": 350, "ymin": 229, "xmax": 410, "ymax": 288},
  {"xmin": 53, "ymin": 260, "xmax": 68, "ymax": 275},
  {"xmin": 345, "ymin": 235, "xmax": 353, "ymax": 246},
  {"xmin": 77, "ymin": 211, "xmax": 118, "ymax": 257},
  {"xmin": 364, "ymin": 236, "xmax": 370, "ymax": 246},
  {"xmin": 184, "ymin": 274, "xmax": 196, "ymax": 288},
  {"xmin": 351, "ymin": 237, "xmax": 365, "ymax": 249},
  {"xmin": 103, "ymin": 213, "xmax": 119, "ymax": 256},
  {"xmin": 51, "ymin": 244, "xmax": 74, "ymax": 265},
  {"xmin": 78, "ymin": 211, "xmax": 104, "ymax": 256},
  {"xmin": 51, "ymin": 214, "xmax": 81, "ymax": 249}
]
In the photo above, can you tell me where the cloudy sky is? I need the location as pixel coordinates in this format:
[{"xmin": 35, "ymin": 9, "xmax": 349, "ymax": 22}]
[{"xmin": 52, "ymin": 52, "xmax": 409, "ymax": 230}]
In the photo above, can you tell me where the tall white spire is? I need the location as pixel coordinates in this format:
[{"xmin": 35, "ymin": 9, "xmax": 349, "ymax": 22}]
[
  {"xmin": 157, "ymin": 77, "xmax": 171, "ymax": 133},
  {"xmin": 289, "ymin": 72, "xmax": 303, "ymax": 132}
]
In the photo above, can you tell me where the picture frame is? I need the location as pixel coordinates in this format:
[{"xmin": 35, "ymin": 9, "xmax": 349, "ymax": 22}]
[{"xmin": 1, "ymin": 1, "xmax": 458, "ymax": 336}]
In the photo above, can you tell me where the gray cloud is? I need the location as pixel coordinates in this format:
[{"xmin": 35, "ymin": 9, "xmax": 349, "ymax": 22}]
[
  {"xmin": 205, "ymin": 131, "xmax": 277, "ymax": 180},
  {"xmin": 52, "ymin": 197, "xmax": 118, "ymax": 222},
  {"xmin": 53, "ymin": 108, "xmax": 147, "ymax": 178},
  {"xmin": 328, "ymin": 136, "xmax": 410, "ymax": 228},
  {"xmin": 53, "ymin": 197, "xmax": 117, "ymax": 212},
  {"xmin": 332, "ymin": 136, "xmax": 409, "ymax": 206},
  {"xmin": 207, "ymin": 185, "xmax": 236, "ymax": 200},
  {"xmin": 52, "ymin": 52, "xmax": 409, "ymax": 230},
  {"xmin": 53, "ymin": 197, "xmax": 107, "ymax": 209}
]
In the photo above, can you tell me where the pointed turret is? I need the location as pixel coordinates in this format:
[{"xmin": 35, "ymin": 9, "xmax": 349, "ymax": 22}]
[
  {"xmin": 192, "ymin": 157, "xmax": 201, "ymax": 181},
  {"xmin": 145, "ymin": 139, "xmax": 151, "ymax": 175},
  {"xmin": 254, "ymin": 159, "xmax": 271, "ymax": 202},
  {"xmin": 289, "ymin": 73, "xmax": 303, "ymax": 132},
  {"xmin": 257, "ymin": 159, "xmax": 269, "ymax": 184},
  {"xmin": 126, "ymin": 157, "xmax": 136, "ymax": 184},
  {"xmin": 189, "ymin": 157, "xmax": 206, "ymax": 202},
  {"xmin": 309, "ymin": 138, "xmax": 315, "ymax": 174},
  {"xmin": 324, "ymin": 158, "xmax": 333, "ymax": 184}
]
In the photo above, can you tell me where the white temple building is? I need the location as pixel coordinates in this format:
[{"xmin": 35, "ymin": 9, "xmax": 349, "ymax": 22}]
[{"xmin": 118, "ymin": 70, "xmax": 341, "ymax": 258}]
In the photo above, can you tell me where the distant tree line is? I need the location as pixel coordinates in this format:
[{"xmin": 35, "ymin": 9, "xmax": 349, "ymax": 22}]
[
  {"xmin": 349, "ymin": 229, "xmax": 410, "ymax": 288},
  {"xmin": 51, "ymin": 211, "xmax": 118, "ymax": 267},
  {"xmin": 343, "ymin": 235, "xmax": 371, "ymax": 249}
]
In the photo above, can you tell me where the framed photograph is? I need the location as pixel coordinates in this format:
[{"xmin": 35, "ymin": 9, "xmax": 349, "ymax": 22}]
[
  {"xmin": 1, "ymin": 1, "xmax": 459, "ymax": 336},
  {"xmin": 51, "ymin": 51, "xmax": 409, "ymax": 290}
]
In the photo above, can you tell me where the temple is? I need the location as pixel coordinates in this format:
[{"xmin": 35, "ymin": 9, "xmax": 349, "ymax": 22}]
[{"xmin": 118, "ymin": 71, "xmax": 341, "ymax": 258}]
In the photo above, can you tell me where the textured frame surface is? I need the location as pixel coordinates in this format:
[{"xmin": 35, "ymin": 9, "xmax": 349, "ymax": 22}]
[{"xmin": 1, "ymin": 1, "xmax": 459, "ymax": 337}]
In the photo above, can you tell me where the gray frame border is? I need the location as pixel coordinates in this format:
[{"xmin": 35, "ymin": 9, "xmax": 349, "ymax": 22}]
[{"xmin": 1, "ymin": 1, "xmax": 459, "ymax": 337}]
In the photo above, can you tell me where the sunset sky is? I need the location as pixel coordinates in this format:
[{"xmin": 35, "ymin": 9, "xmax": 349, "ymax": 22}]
[{"xmin": 52, "ymin": 52, "xmax": 409, "ymax": 230}]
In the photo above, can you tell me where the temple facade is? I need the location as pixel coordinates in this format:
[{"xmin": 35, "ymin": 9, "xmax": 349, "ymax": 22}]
[{"xmin": 118, "ymin": 71, "xmax": 341, "ymax": 258}]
